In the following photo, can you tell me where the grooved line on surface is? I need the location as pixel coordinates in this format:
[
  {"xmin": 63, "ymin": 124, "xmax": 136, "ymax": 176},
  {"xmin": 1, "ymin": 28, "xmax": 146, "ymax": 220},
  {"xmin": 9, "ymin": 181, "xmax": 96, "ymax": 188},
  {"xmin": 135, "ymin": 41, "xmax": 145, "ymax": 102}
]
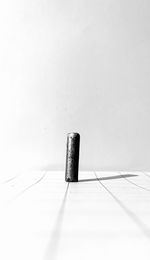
[
  {"xmin": 45, "ymin": 182, "xmax": 69, "ymax": 260},
  {"xmin": 7, "ymin": 172, "xmax": 47, "ymax": 206},
  {"xmin": 119, "ymin": 171, "xmax": 150, "ymax": 193},
  {"xmin": 94, "ymin": 171, "xmax": 150, "ymax": 238},
  {"xmin": 0, "ymin": 174, "xmax": 20, "ymax": 184}
]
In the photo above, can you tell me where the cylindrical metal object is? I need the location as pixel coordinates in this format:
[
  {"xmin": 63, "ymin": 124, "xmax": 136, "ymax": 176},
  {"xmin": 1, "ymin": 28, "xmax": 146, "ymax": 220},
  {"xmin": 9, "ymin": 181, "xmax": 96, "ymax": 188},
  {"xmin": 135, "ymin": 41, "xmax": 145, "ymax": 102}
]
[{"xmin": 65, "ymin": 133, "xmax": 80, "ymax": 182}]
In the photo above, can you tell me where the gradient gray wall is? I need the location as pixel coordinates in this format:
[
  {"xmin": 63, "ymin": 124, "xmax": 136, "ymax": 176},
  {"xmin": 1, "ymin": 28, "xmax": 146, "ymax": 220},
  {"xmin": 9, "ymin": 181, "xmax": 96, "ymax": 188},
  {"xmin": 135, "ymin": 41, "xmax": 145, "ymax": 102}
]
[{"xmin": 1, "ymin": 0, "xmax": 150, "ymax": 173}]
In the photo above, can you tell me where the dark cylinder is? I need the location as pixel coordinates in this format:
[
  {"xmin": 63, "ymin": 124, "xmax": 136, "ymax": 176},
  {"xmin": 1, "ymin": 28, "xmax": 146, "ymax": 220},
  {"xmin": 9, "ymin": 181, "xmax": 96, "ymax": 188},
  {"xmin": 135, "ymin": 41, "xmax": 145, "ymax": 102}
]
[{"xmin": 65, "ymin": 133, "xmax": 80, "ymax": 182}]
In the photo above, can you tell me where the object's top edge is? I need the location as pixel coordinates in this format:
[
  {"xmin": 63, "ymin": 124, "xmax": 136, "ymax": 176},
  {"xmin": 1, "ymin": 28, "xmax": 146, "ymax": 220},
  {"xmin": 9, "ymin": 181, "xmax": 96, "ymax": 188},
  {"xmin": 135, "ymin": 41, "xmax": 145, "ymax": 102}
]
[{"xmin": 67, "ymin": 132, "xmax": 80, "ymax": 137}]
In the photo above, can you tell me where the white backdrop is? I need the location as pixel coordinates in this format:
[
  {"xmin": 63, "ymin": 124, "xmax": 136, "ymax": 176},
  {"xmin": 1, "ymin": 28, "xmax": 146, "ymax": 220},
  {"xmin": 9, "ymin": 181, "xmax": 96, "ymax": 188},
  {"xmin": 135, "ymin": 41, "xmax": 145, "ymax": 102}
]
[{"xmin": 0, "ymin": 0, "xmax": 150, "ymax": 176}]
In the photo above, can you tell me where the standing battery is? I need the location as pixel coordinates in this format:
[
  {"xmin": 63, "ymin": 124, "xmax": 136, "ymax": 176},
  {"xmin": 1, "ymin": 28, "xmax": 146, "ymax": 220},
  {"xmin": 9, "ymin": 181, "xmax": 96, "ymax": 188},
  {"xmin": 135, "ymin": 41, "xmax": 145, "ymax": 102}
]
[{"xmin": 65, "ymin": 133, "xmax": 80, "ymax": 182}]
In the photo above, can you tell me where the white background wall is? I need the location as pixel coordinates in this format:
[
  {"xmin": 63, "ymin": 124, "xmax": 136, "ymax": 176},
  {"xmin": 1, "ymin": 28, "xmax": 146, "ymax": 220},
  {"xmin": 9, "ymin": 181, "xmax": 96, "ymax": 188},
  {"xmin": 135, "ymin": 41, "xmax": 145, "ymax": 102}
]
[{"xmin": 1, "ymin": 0, "xmax": 150, "ymax": 176}]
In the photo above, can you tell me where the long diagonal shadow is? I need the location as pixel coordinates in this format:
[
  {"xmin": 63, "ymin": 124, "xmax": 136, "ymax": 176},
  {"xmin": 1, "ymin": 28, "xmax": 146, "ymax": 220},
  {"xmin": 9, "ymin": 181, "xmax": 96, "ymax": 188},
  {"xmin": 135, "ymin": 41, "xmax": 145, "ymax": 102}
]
[{"xmin": 78, "ymin": 174, "xmax": 138, "ymax": 182}]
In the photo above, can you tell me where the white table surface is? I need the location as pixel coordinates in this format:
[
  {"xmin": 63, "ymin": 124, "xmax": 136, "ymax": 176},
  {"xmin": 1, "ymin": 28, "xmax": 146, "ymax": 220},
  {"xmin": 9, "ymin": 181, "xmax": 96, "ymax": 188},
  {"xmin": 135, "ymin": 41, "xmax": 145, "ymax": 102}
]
[{"xmin": 0, "ymin": 171, "xmax": 150, "ymax": 260}]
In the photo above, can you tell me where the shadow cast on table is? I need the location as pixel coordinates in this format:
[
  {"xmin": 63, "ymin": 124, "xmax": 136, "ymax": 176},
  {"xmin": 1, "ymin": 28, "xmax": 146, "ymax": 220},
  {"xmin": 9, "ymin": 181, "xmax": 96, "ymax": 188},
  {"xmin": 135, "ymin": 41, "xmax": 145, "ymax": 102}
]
[{"xmin": 78, "ymin": 174, "xmax": 138, "ymax": 182}]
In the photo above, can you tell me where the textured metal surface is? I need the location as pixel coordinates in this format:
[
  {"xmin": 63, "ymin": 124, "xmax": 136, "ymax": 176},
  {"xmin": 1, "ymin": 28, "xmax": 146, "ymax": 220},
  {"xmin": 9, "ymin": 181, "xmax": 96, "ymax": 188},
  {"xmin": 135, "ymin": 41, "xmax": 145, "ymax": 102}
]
[{"xmin": 65, "ymin": 133, "xmax": 80, "ymax": 182}]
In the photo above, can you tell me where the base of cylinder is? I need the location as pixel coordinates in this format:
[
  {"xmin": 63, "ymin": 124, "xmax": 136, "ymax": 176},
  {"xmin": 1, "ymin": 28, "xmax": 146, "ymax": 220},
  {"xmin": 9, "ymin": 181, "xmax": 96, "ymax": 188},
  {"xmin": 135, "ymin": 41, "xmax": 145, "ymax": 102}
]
[{"xmin": 65, "ymin": 176, "xmax": 78, "ymax": 182}]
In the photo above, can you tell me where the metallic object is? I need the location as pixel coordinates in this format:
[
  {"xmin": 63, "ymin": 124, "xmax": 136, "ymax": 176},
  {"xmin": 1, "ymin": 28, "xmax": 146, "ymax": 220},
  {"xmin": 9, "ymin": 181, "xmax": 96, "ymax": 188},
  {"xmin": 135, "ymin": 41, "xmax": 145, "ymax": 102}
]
[{"xmin": 65, "ymin": 133, "xmax": 80, "ymax": 182}]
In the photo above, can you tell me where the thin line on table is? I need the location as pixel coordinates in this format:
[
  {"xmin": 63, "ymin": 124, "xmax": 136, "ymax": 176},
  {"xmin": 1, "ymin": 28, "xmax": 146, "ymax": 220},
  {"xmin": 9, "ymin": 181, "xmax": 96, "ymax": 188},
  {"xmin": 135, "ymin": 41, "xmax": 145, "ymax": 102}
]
[
  {"xmin": 6, "ymin": 172, "xmax": 47, "ymax": 206},
  {"xmin": 94, "ymin": 171, "xmax": 150, "ymax": 238},
  {"xmin": 119, "ymin": 171, "xmax": 150, "ymax": 194},
  {"xmin": 15, "ymin": 172, "xmax": 47, "ymax": 198},
  {"xmin": 142, "ymin": 171, "xmax": 150, "ymax": 179},
  {"xmin": 0, "ymin": 174, "xmax": 20, "ymax": 184},
  {"xmin": 45, "ymin": 183, "xmax": 69, "ymax": 260}
]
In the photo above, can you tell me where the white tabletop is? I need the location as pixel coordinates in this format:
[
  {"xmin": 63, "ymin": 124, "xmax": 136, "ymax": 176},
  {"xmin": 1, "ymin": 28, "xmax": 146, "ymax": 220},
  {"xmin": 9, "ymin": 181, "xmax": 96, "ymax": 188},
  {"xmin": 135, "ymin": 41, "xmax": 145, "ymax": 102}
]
[{"xmin": 0, "ymin": 171, "xmax": 150, "ymax": 260}]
